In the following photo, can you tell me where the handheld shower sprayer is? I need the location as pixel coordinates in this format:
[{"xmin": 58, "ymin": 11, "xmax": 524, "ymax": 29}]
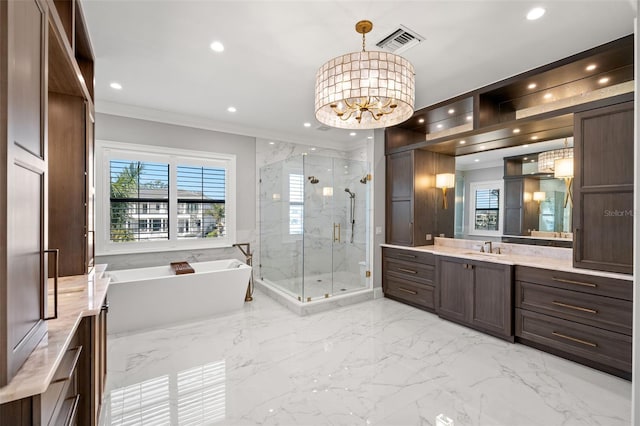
[
  {"xmin": 344, "ymin": 188, "xmax": 355, "ymax": 243},
  {"xmin": 344, "ymin": 188, "xmax": 355, "ymax": 198}
]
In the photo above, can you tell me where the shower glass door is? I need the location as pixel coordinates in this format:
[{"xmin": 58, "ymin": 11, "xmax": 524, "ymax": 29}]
[{"xmin": 302, "ymin": 155, "xmax": 370, "ymax": 301}]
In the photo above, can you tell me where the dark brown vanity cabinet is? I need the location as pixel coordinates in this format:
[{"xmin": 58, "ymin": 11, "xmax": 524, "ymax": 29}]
[
  {"xmin": 382, "ymin": 247, "xmax": 436, "ymax": 312},
  {"xmin": 515, "ymin": 266, "xmax": 632, "ymax": 379},
  {"xmin": 386, "ymin": 150, "xmax": 455, "ymax": 246},
  {"xmin": 0, "ymin": 0, "xmax": 50, "ymax": 387},
  {"xmin": 573, "ymin": 101, "xmax": 634, "ymax": 275},
  {"xmin": 436, "ymin": 256, "xmax": 514, "ymax": 341}
]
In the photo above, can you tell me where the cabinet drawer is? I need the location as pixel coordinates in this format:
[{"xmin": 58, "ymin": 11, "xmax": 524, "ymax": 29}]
[
  {"xmin": 384, "ymin": 275, "xmax": 435, "ymax": 311},
  {"xmin": 383, "ymin": 247, "xmax": 435, "ymax": 265},
  {"xmin": 384, "ymin": 258, "xmax": 434, "ymax": 285},
  {"xmin": 515, "ymin": 266, "xmax": 632, "ymax": 301},
  {"xmin": 516, "ymin": 309, "xmax": 631, "ymax": 373},
  {"xmin": 41, "ymin": 346, "xmax": 81, "ymax": 426},
  {"xmin": 516, "ymin": 281, "xmax": 632, "ymax": 335}
]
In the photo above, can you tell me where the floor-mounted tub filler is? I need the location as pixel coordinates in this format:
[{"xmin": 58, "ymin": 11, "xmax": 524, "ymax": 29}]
[{"xmin": 106, "ymin": 259, "xmax": 252, "ymax": 335}]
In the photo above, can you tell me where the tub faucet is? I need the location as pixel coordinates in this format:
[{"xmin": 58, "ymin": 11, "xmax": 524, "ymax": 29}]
[{"xmin": 233, "ymin": 243, "xmax": 254, "ymax": 302}]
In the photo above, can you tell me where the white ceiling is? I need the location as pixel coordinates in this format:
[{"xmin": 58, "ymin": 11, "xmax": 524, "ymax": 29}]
[{"xmin": 83, "ymin": 0, "xmax": 636, "ymax": 150}]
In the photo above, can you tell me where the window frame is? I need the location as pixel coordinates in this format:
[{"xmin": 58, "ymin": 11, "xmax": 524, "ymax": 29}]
[
  {"xmin": 96, "ymin": 140, "xmax": 236, "ymax": 255},
  {"xmin": 468, "ymin": 180, "xmax": 504, "ymax": 237}
]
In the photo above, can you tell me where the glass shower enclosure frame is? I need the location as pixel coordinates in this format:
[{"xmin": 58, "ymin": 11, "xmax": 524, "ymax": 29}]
[{"xmin": 259, "ymin": 154, "xmax": 370, "ymax": 302}]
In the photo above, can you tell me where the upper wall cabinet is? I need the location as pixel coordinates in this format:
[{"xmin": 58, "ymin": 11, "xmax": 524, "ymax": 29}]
[{"xmin": 386, "ymin": 35, "xmax": 634, "ymax": 156}]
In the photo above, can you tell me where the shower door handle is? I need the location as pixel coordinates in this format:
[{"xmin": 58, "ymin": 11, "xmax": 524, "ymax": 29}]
[{"xmin": 333, "ymin": 223, "xmax": 341, "ymax": 242}]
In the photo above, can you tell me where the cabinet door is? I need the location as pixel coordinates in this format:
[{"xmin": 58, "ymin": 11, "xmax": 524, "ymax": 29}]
[
  {"xmin": 386, "ymin": 151, "xmax": 414, "ymax": 245},
  {"xmin": 470, "ymin": 262, "xmax": 513, "ymax": 338},
  {"xmin": 503, "ymin": 178, "xmax": 524, "ymax": 235},
  {"xmin": 1, "ymin": 0, "xmax": 49, "ymax": 386},
  {"xmin": 436, "ymin": 257, "xmax": 471, "ymax": 323},
  {"xmin": 85, "ymin": 104, "xmax": 95, "ymax": 271},
  {"xmin": 573, "ymin": 102, "xmax": 633, "ymax": 274}
]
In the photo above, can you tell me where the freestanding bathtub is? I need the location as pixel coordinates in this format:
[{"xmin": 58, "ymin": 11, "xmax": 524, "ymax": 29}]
[{"xmin": 107, "ymin": 259, "xmax": 252, "ymax": 334}]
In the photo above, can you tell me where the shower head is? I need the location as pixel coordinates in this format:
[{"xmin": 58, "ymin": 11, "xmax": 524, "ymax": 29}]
[
  {"xmin": 308, "ymin": 176, "xmax": 319, "ymax": 184},
  {"xmin": 359, "ymin": 175, "xmax": 368, "ymax": 184},
  {"xmin": 344, "ymin": 188, "xmax": 355, "ymax": 198}
]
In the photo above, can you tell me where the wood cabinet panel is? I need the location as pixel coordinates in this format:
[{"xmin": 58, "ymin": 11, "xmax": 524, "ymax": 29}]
[
  {"xmin": 516, "ymin": 309, "xmax": 631, "ymax": 374},
  {"xmin": 48, "ymin": 92, "xmax": 87, "ymax": 277},
  {"xmin": 573, "ymin": 101, "xmax": 633, "ymax": 274},
  {"xmin": 382, "ymin": 247, "xmax": 436, "ymax": 312},
  {"xmin": 516, "ymin": 281, "xmax": 632, "ymax": 335},
  {"xmin": 515, "ymin": 266, "xmax": 632, "ymax": 300},
  {"xmin": 384, "ymin": 276, "xmax": 435, "ymax": 311},
  {"xmin": 388, "ymin": 201, "xmax": 413, "ymax": 245},
  {"xmin": 388, "ymin": 150, "xmax": 413, "ymax": 199},
  {"xmin": 1, "ymin": 0, "xmax": 49, "ymax": 387},
  {"xmin": 471, "ymin": 262, "xmax": 512, "ymax": 337},
  {"xmin": 436, "ymin": 257, "xmax": 470, "ymax": 323},
  {"xmin": 383, "ymin": 247, "xmax": 435, "ymax": 265},
  {"xmin": 384, "ymin": 258, "xmax": 434, "ymax": 286}
]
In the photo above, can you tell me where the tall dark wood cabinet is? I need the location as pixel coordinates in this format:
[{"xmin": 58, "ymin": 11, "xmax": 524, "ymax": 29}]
[
  {"xmin": 573, "ymin": 101, "xmax": 633, "ymax": 274},
  {"xmin": 504, "ymin": 177, "xmax": 539, "ymax": 236},
  {"xmin": 386, "ymin": 149, "xmax": 455, "ymax": 246},
  {"xmin": 0, "ymin": 0, "xmax": 50, "ymax": 387}
]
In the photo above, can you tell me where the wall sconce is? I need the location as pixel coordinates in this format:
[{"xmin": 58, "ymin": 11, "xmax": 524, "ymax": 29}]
[
  {"xmin": 554, "ymin": 157, "xmax": 574, "ymax": 208},
  {"xmin": 533, "ymin": 191, "xmax": 546, "ymax": 213},
  {"xmin": 435, "ymin": 173, "xmax": 455, "ymax": 209},
  {"xmin": 322, "ymin": 187, "xmax": 333, "ymax": 197}
]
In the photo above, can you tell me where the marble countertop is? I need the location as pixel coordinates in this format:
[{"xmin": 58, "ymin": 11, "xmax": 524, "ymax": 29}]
[
  {"xmin": 381, "ymin": 242, "xmax": 633, "ymax": 282},
  {"xmin": 0, "ymin": 265, "xmax": 110, "ymax": 404}
]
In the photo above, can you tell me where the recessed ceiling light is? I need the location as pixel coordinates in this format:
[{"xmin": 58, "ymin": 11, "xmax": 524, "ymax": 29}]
[
  {"xmin": 418, "ymin": 118, "xmax": 425, "ymax": 124},
  {"xmin": 110, "ymin": 82, "xmax": 122, "ymax": 90},
  {"xmin": 437, "ymin": 124, "xmax": 443, "ymax": 129},
  {"xmin": 543, "ymin": 93, "xmax": 552, "ymax": 99},
  {"xmin": 210, "ymin": 41, "xmax": 225, "ymax": 52},
  {"xmin": 531, "ymin": 136, "xmax": 539, "ymax": 140},
  {"xmin": 466, "ymin": 116, "xmax": 472, "ymax": 121},
  {"xmin": 526, "ymin": 7, "xmax": 546, "ymax": 20},
  {"xmin": 531, "ymin": 159, "xmax": 535, "ymax": 162},
  {"xmin": 459, "ymin": 140, "xmax": 466, "ymax": 145},
  {"xmin": 513, "ymin": 128, "xmax": 521, "ymax": 134},
  {"xmin": 448, "ymin": 108, "xmax": 455, "ymax": 114},
  {"xmin": 269, "ymin": 141, "xmax": 275, "ymax": 145},
  {"xmin": 528, "ymin": 83, "xmax": 537, "ymax": 90},
  {"xmin": 523, "ymin": 144, "xmax": 529, "ymax": 148},
  {"xmin": 311, "ymin": 147, "xmax": 317, "ymax": 151},
  {"xmin": 227, "ymin": 106, "xmax": 237, "ymax": 113},
  {"xmin": 598, "ymin": 77, "xmax": 610, "ymax": 84},
  {"xmin": 480, "ymin": 145, "xmax": 486, "ymax": 150},
  {"xmin": 523, "ymin": 157, "xmax": 528, "ymax": 160},
  {"xmin": 349, "ymin": 132, "xmax": 356, "ymax": 136},
  {"xmin": 586, "ymin": 64, "xmax": 597, "ymax": 71},
  {"xmin": 474, "ymin": 159, "xmax": 480, "ymax": 162},
  {"xmin": 367, "ymin": 136, "xmax": 373, "ymax": 140},
  {"xmin": 304, "ymin": 122, "xmax": 311, "ymax": 128}
]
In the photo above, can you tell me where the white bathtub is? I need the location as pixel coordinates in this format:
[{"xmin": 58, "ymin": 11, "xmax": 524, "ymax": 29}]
[{"xmin": 107, "ymin": 259, "xmax": 252, "ymax": 334}]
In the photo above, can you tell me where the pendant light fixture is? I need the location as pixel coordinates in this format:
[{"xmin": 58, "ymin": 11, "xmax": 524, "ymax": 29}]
[{"xmin": 314, "ymin": 20, "xmax": 416, "ymax": 129}]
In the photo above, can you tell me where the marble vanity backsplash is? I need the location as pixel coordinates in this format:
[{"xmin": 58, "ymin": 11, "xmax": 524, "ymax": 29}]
[{"xmin": 434, "ymin": 237, "xmax": 573, "ymax": 261}]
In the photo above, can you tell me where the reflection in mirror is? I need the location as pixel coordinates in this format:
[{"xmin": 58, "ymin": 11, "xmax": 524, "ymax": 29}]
[{"xmin": 454, "ymin": 138, "xmax": 573, "ymax": 246}]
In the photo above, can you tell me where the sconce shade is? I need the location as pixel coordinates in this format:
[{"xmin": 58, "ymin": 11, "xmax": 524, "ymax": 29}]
[
  {"xmin": 533, "ymin": 191, "xmax": 546, "ymax": 202},
  {"xmin": 436, "ymin": 173, "xmax": 455, "ymax": 189},
  {"xmin": 554, "ymin": 158, "xmax": 574, "ymax": 179}
]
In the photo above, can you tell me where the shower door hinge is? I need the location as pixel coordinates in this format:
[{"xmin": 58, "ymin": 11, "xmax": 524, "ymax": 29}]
[
  {"xmin": 365, "ymin": 270, "xmax": 371, "ymax": 277},
  {"xmin": 366, "ymin": 174, "xmax": 372, "ymax": 181}
]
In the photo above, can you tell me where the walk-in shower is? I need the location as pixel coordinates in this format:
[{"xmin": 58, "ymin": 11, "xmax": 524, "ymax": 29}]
[{"xmin": 259, "ymin": 154, "xmax": 370, "ymax": 302}]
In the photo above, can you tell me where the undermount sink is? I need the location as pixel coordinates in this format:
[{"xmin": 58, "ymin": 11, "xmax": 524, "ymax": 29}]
[{"xmin": 463, "ymin": 251, "xmax": 504, "ymax": 257}]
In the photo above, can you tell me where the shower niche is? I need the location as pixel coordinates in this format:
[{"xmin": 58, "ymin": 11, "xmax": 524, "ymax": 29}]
[{"xmin": 260, "ymin": 154, "xmax": 370, "ymax": 302}]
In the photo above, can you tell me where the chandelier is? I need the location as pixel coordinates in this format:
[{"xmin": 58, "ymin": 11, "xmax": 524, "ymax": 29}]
[{"xmin": 314, "ymin": 20, "xmax": 415, "ymax": 129}]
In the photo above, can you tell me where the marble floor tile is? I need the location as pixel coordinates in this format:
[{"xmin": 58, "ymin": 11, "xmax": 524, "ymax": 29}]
[{"xmin": 100, "ymin": 290, "xmax": 631, "ymax": 426}]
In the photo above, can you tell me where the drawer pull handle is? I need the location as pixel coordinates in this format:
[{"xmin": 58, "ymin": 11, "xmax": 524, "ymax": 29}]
[
  {"xmin": 398, "ymin": 287, "xmax": 418, "ymax": 295},
  {"xmin": 551, "ymin": 301, "xmax": 597, "ymax": 314},
  {"xmin": 397, "ymin": 268, "xmax": 418, "ymax": 274},
  {"xmin": 397, "ymin": 253, "xmax": 417, "ymax": 259},
  {"xmin": 552, "ymin": 277, "xmax": 597, "ymax": 288},
  {"xmin": 552, "ymin": 331, "xmax": 598, "ymax": 348}
]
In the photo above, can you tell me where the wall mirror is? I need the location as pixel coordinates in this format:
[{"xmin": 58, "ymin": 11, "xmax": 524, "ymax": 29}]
[{"xmin": 453, "ymin": 138, "xmax": 574, "ymax": 247}]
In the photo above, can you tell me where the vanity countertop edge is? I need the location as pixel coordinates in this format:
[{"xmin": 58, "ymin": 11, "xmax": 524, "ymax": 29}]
[
  {"xmin": 0, "ymin": 265, "xmax": 110, "ymax": 404},
  {"xmin": 381, "ymin": 243, "xmax": 633, "ymax": 282}
]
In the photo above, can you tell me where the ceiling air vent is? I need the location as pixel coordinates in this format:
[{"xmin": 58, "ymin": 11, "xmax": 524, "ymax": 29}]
[
  {"xmin": 316, "ymin": 125, "xmax": 331, "ymax": 131},
  {"xmin": 376, "ymin": 25, "xmax": 424, "ymax": 54}
]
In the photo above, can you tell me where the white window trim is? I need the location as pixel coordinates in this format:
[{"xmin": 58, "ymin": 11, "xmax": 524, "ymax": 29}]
[
  {"xmin": 468, "ymin": 180, "xmax": 504, "ymax": 237},
  {"xmin": 96, "ymin": 140, "xmax": 236, "ymax": 255}
]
